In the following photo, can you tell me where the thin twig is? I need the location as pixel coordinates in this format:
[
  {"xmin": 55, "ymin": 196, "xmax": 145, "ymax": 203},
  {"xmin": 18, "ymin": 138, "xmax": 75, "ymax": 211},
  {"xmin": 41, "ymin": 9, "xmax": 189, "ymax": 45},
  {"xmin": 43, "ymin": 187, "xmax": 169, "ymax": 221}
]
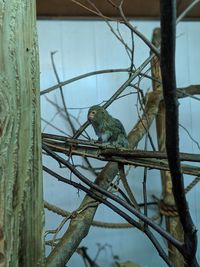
[
  {"xmin": 41, "ymin": 118, "xmax": 69, "ymax": 136},
  {"xmin": 177, "ymin": 0, "xmax": 200, "ymax": 23},
  {"xmin": 44, "ymin": 200, "xmax": 157, "ymax": 229},
  {"xmin": 40, "ymin": 68, "xmax": 131, "ymax": 95},
  {"xmin": 50, "ymin": 51, "xmax": 76, "ymax": 135},
  {"xmin": 179, "ymin": 124, "xmax": 200, "ymax": 151},
  {"xmin": 118, "ymin": 4, "xmax": 160, "ymax": 57}
]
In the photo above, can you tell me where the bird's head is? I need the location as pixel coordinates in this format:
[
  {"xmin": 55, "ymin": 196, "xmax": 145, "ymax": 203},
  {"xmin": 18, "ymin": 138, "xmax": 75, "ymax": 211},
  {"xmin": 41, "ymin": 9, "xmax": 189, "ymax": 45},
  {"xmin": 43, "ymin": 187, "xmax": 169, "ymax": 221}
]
[{"xmin": 87, "ymin": 105, "xmax": 107, "ymax": 123}]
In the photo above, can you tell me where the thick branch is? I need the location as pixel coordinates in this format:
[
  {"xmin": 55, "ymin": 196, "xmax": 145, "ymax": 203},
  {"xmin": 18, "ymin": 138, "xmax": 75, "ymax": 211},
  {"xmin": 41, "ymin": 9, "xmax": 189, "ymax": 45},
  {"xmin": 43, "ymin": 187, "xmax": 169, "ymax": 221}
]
[
  {"xmin": 43, "ymin": 138, "xmax": 200, "ymax": 177},
  {"xmin": 160, "ymin": 1, "xmax": 198, "ymax": 266},
  {"xmin": 42, "ymin": 135, "xmax": 200, "ymax": 163}
]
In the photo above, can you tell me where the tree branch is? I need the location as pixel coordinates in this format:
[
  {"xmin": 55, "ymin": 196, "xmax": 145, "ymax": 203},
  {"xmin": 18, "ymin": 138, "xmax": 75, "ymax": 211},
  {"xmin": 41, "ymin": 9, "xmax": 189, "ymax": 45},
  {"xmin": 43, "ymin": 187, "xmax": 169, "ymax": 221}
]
[{"xmin": 160, "ymin": 1, "xmax": 198, "ymax": 266}]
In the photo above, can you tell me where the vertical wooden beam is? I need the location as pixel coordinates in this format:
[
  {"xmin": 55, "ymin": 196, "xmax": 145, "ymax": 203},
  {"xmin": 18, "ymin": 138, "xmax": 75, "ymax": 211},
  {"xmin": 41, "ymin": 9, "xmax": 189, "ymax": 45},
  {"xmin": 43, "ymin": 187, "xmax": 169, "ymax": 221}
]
[
  {"xmin": 151, "ymin": 28, "xmax": 184, "ymax": 267},
  {"xmin": 0, "ymin": 1, "xmax": 44, "ymax": 266}
]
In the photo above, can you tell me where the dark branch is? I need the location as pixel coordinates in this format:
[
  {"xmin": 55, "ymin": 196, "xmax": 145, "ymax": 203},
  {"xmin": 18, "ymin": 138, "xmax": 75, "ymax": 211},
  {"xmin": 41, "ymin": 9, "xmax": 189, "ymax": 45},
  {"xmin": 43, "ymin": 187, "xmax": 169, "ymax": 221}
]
[{"xmin": 160, "ymin": 1, "xmax": 198, "ymax": 266}]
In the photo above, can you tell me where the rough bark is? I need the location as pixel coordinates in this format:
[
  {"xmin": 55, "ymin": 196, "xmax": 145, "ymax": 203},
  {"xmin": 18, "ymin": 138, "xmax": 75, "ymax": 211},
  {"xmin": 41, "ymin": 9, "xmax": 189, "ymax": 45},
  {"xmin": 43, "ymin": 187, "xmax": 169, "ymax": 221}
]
[
  {"xmin": 151, "ymin": 27, "xmax": 185, "ymax": 267},
  {"xmin": 0, "ymin": 1, "xmax": 44, "ymax": 267}
]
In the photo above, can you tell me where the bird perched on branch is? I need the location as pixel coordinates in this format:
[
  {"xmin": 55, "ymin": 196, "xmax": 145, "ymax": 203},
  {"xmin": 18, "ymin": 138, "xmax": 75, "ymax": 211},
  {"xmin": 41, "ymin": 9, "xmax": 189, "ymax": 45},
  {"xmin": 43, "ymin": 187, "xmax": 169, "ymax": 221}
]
[
  {"xmin": 87, "ymin": 105, "xmax": 129, "ymax": 148},
  {"xmin": 87, "ymin": 105, "xmax": 139, "ymax": 211}
]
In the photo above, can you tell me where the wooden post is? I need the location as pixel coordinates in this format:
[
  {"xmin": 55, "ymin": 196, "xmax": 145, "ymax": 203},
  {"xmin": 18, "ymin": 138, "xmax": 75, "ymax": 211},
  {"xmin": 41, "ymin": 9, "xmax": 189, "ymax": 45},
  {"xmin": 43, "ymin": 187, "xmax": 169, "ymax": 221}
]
[
  {"xmin": 0, "ymin": 1, "xmax": 44, "ymax": 266},
  {"xmin": 151, "ymin": 28, "xmax": 184, "ymax": 267}
]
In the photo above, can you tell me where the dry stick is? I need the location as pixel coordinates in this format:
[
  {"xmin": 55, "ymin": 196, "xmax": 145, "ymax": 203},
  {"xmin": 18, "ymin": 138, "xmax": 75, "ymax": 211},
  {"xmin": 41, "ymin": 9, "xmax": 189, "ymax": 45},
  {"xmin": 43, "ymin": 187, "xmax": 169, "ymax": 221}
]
[
  {"xmin": 86, "ymin": 0, "xmax": 132, "ymax": 56},
  {"xmin": 41, "ymin": 118, "xmax": 68, "ymax": 136},
  {"xmin": 77, "ymin": 246, "xmax": 100, "ymax": 267},
  {"xmin": 88, "ymin": 0, "xmax": 160, "ymax": 57},
  {"xmin": 118, "ymin": 163, "xmax": 140, "ymax": 210},
  {"xmin": 179, "ymin": 124, "xmax": 200, "ymax": 151},
  {"xmin": 70, "ymin": 0, "xmax": 115, "ymax": 21},
  {"xmin": 118, "ymin": 0, "xmax": 200, "ymax": 60},
  {"xmin": 50, "ymin": 51, "xmax": 76, "ymax": 135},
  {"xmin": 44, "ymin": 200, "xmax": 157, "ymax": 229},
  {"xmin": 184, "ymin": 176, "xmax": 200, "ymax": 194},
  {"xmin": 129, "ymin": 30, "xmax": 136, "ymax": 72},
  {"xmin": 160, "ymin": 1, "xmax": 198, "ymax": 267},
  {"xmin": 135, "ymin": 78, "xmax": 156, "ymax": 151},
  {"xmin": 143, "ymin": 134, "xmax": 149, "ymax": 224},
  {"xmin": 107, "ymin": 0, "xmax": 118, "ymax": 8},
  {"xmin": 40, "ymin": 68, "xmax": 159, "ymax": 97},
  {"xmin": 118, "ymin": 4, "xmax": 160, "ymax": 57},
  {"xmin": 40, "ymin": 70, "xmax": 200, "ymax": 102},
  {"xmin": 176, "ymin": 0, "xmax": 200, "ymax": 23},
  {"xmin": 40, "ymin": 68, "xmax": 130, "ymax": 95}
]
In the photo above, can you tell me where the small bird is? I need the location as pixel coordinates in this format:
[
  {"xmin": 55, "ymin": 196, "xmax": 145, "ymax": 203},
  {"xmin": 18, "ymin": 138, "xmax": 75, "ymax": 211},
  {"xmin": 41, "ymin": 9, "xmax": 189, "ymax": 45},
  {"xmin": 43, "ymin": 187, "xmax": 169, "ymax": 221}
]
[
  {"xmin": 88, "ymin": 105, "xmax": 139, "ymax": 210},
  {"xmin": 87, "ymin": 105, "xmax": 128, "ymax": 148}
]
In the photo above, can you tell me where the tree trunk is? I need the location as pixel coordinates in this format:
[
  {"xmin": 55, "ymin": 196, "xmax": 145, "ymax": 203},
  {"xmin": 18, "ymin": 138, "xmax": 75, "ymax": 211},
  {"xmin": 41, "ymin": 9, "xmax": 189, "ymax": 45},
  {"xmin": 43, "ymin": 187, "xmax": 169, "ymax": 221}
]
[
  {"xmin": 0, "ymin": 1, "xmax": 44, "ymax": 266},
  {"xmin": 151, "ymin": 28, "xmax": 184, "ymax": 267}
]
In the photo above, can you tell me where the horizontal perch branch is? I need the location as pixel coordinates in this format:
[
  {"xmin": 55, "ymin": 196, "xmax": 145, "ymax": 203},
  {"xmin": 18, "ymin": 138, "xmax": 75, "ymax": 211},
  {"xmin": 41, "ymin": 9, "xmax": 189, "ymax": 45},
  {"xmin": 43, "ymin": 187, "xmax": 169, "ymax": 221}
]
[
  {"xmin": 42, "ymin": 136, "xmax": 200, "ymax": 177},
  {"xmin": 42, "ymin": 133, "xmax": 200, "ymax": 162}
]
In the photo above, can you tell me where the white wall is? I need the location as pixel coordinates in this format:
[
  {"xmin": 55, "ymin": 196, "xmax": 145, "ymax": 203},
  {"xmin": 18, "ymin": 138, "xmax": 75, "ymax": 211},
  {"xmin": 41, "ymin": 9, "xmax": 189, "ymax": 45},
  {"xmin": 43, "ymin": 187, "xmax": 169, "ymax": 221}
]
[{"xmin": 38, "ymin": 20, "xmax": 200, "ymax": 267}]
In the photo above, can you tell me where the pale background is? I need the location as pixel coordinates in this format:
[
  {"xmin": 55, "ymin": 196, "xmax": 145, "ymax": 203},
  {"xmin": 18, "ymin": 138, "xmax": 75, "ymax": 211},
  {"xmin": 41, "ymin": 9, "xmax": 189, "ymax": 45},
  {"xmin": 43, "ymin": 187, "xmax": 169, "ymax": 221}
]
[{"xmin": 38, "ymin": 20, "xmax": 200, "ymax": 267}]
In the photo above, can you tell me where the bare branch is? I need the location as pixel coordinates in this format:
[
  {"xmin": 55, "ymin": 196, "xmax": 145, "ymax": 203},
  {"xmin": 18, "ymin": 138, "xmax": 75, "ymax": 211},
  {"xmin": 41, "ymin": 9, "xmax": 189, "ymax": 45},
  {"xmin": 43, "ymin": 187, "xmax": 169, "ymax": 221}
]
[
  {"xmin": 160, "ymin": 1, "xmax": 198, "ymax": 266},
  {"xmin": 50, "ymin": 51, "xmax": 76, "ymax": 135},
  {"xmin": 118, "ymin": 4, "xmax": 160, "ymax": 57},
  {"xmin": 177, "ymin": 0, "xmax": 200, "ymax": 23},
  {"xmin": 40, "ymin": 68, "xmax": 130, "ymax": 95}
]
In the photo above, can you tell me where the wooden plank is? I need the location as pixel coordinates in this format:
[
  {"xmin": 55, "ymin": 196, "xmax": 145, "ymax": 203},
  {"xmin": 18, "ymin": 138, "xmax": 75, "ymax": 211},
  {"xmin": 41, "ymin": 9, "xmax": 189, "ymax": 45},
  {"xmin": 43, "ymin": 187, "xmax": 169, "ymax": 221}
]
[
  {"xmin": 0, "ymin": 1, "xmax": 44, "ymax": 266},
  {"xmin": 36, "ymin": 0, "xmax": 200, "ymax": 20}
]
